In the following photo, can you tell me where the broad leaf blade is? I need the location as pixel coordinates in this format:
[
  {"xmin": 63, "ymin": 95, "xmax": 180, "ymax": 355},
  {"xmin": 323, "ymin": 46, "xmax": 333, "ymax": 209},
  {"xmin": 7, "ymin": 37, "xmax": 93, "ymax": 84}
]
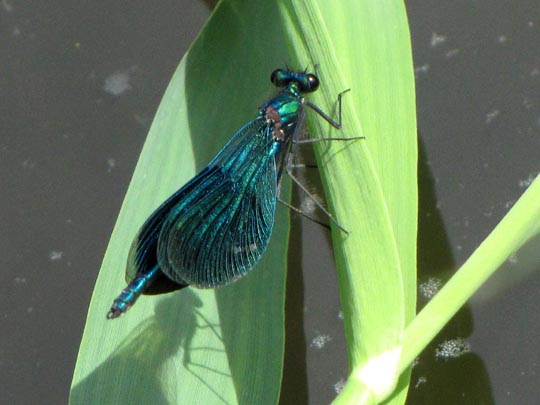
[
  {"xmin": 71, "ymin": 1, "xmax": 291, "ymax": 403},
  {"xmin": 71, "ymin": 0, "xmax": 418, "ymax": 403},
  {"xmin": 279, "ymin": 1, "xmax": 417, "ymax": 403}
]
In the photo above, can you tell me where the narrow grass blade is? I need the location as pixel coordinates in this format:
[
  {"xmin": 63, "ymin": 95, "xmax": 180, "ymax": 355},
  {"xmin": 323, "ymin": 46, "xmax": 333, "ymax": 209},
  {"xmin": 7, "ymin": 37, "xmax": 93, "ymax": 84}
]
[{"xmin": 400, "ymin": 175, "xmax": 540, "ymax": 373}]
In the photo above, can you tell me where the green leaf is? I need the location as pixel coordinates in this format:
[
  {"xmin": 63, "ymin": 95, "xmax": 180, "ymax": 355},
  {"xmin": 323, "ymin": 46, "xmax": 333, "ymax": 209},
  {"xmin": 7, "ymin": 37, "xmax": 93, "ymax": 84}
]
[
  {"xmin": 399, "ymin": 175, "xmax": 540, "ymax": 373},
  {"xmin": 71, "ymin": 1, "xmax": 291, "ymax": 404},
  {"xmin": 71, "ymin": 0, "xmax": 417, "ymax": 404},
  {"xmin": 278, "ymin": 1, "xmax": 417, "ymax": 403}
]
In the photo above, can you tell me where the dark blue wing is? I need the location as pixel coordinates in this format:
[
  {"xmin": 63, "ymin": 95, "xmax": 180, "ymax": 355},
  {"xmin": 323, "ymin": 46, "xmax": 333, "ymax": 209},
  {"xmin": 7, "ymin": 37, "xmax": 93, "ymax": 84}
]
[
  {"xmin": 157, "ymin": 117, "xmax": 280, "ymax": 288},
  {"xmin": 124, "ymin": 167, "xmax": 219, "ymax": 294},
  {"xmin": 126, "ymin": 117, "xmax": 281, "ymax": 291}
]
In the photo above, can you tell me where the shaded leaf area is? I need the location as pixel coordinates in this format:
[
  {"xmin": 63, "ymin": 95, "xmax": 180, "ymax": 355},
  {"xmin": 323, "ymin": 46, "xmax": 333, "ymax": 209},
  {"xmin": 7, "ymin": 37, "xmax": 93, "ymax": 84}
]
[{"xmin": 71, "ymin": 0, "xmax": 294, "ymax": 403}]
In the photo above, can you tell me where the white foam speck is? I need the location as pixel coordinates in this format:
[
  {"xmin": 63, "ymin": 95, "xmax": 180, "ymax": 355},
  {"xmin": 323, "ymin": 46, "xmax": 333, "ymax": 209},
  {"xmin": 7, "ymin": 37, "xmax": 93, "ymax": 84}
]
[{"xmin": 104, "ymin": 70, "xmax": 132, "ymax": 96}]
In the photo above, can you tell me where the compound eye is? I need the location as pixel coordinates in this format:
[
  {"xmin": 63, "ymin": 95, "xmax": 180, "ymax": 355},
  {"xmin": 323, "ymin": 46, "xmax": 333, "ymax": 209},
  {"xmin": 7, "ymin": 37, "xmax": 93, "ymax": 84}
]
[
  {"xmin": 271, "ymin": 69, "xmax": 287, "ymax": 87},
  {"xmin": 306, "ymin": 74, "xmax": 319, "ymax": 92}
]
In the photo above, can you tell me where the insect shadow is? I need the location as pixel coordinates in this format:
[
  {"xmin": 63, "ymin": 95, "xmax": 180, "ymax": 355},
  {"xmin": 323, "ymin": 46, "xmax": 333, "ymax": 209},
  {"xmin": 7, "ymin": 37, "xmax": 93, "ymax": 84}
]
[{"xmin": 71, "ymin": 290, "xmax": 230, "ymax": 404}]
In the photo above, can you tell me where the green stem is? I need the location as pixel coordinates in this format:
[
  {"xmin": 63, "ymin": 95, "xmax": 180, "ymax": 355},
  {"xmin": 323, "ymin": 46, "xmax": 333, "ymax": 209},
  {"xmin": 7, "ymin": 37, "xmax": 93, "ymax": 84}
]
[{"xmin": 399, "ymin": 175, "xmax": 540, "ymax": 373}]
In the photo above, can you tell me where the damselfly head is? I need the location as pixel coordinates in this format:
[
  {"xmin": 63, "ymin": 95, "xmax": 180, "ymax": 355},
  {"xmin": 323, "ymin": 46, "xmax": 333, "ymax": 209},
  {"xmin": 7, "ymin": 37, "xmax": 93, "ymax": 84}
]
[{"xmin": 270, "ymin": 69, "xmax": 319, "ymax": 93}]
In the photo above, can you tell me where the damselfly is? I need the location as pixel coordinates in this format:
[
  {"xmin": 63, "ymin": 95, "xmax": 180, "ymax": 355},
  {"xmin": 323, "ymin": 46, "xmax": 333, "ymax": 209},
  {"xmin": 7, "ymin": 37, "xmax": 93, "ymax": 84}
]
[{"xmin": 107, "ymin": 68, "xmax": 356, "ymax": 319}]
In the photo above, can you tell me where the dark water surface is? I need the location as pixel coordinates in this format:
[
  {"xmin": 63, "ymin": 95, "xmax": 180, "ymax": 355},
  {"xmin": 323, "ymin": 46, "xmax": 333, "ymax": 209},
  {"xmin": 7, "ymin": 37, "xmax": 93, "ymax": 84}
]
[{"xmin": 1, "ymin": 1, "xmax": 539, "ymax": 404}]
